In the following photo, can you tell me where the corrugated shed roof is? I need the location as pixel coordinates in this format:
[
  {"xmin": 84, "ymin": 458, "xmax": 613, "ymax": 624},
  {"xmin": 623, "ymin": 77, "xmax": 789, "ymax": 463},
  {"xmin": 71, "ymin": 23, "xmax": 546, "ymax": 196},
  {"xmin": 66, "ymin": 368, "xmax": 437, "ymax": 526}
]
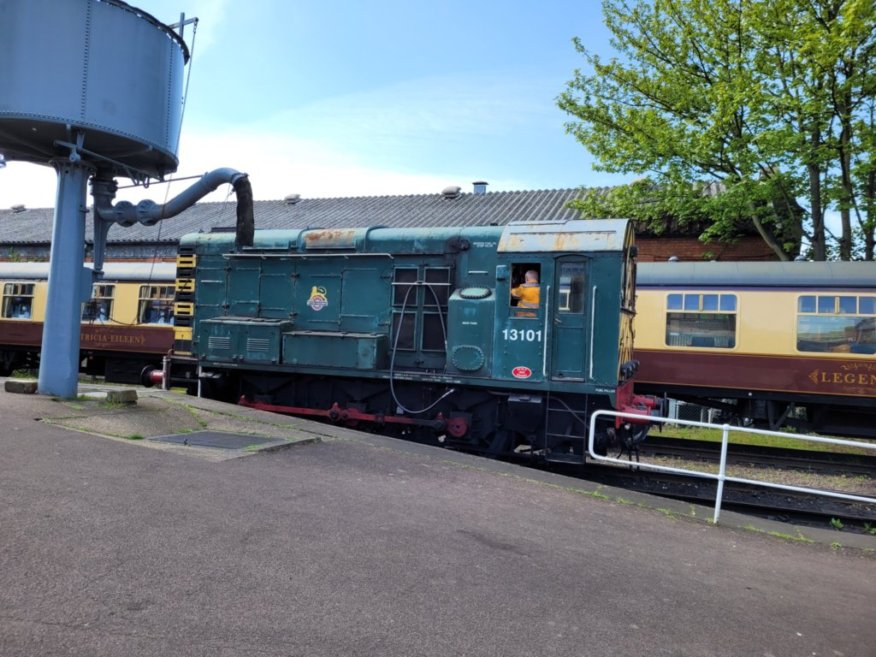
[{"xmin": 0, "ymin": 188, "xmax": 586, "ymax": 245}]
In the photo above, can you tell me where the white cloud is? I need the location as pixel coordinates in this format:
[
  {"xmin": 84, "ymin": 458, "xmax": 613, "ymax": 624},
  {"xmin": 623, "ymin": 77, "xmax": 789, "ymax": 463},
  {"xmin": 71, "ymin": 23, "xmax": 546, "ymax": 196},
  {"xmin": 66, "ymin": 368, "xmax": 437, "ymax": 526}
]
[
  {"xmin": 138, "ymin": 127, "xmax": 529, "ymax": 203},
  {"xmin": 0, "ymin": 71, "xmax": 552, "ymax": 210},
  {"xmin": 0, "ymin": 127, "xmax": 508, "ymax": 210},
  {"xmin": 0, "ymin": 163, "xmax": 58, "ymax": 209},
  {"xmin": 262, "ymin": 72, "xmax": 554, "ymax": 148}
]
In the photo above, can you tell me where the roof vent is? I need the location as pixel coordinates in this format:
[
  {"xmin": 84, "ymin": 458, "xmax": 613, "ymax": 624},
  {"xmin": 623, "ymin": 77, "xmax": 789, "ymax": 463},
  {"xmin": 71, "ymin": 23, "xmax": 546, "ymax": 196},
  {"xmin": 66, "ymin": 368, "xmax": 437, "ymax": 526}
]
[
  {"xmin": 284, "ymin": 193, "xmax": 301, "ymax": 205},
  {"xmin": 10, "ymin": 204, "xmax": 25, "ymax": 213},
  {"xmin": 472, "ymin": 181, "xmax": 488, "ymax": 195},
  {"xmin": 442, "ymin": 185, "xmax": 461, "ymax": 200}
]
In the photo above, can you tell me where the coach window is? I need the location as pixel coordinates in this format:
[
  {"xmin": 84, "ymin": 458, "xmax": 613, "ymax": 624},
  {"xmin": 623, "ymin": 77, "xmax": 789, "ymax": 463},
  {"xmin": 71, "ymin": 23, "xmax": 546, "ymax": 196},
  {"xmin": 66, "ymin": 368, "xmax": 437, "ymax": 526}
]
[
  {"xmin": 82, "ymin": 284, "xmax": 115, "ymax": 322},
  {"xmin": 2, "ymin": 283, "xmax": 34, "ymax": 319},
  {"xmin": 665, "ymin": 293, "xmax": 737, "ymax": 348},
  {"xmin": 797, "ymin": 295, "xmax": 876, "ymax": 354},
  {"xmin": 138, "ymin": 285, "xmax": 175, "ymax": 325}
]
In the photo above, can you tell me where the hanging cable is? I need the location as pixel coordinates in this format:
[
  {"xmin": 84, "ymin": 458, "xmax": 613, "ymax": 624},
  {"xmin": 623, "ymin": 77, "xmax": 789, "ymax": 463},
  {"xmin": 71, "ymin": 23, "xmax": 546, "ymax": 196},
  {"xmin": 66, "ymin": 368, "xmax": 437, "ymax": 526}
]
[
  {"xmin": 388, "ymin": 281, "xmax": 455, "ymax": 415},
  {"xmin": 175, "ymin": 18, "xmax": 199, "ymax": 154},
  {"xmin": 424, "ymin": 282, "xmax": 449, "ymax": 374}
]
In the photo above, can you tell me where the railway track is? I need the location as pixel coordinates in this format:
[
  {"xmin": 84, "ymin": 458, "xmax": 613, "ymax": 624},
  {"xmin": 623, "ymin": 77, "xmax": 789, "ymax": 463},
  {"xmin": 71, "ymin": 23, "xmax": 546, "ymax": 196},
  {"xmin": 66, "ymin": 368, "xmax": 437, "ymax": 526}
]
[
  {"xmin": 586, "ymin": 467, "xmax": 875, "ymax": 525},
  {"xmin": 639, "ymin": 436, "xmax": 876, "ymax": 477},
  {"xmin": 574, "ymin": 438, "xmax": 876, "ymax": 533}
]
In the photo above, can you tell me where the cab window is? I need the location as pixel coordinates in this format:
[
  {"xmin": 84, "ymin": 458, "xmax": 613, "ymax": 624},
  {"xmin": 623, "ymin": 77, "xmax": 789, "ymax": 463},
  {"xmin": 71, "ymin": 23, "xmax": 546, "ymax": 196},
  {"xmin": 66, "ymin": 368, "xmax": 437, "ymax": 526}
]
[
  {"xmin": 2, "ymin": 283, "xmax": 34, "ymax": 320},
  {"xmin": 665, "ymin": 293, "xmax": 736, "ymax": 348},
  {"xmin": 558, "ymin": 262, "xmax": 585, "ymax": 313},
  {"xmin": 510, "ymin": 263, "xmax": 541, "ymax": 317}
]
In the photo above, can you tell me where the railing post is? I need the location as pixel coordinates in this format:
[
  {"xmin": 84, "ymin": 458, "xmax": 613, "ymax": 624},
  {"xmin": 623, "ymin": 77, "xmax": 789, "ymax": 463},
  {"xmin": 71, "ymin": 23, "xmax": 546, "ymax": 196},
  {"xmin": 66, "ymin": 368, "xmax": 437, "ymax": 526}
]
[
  {"xmin": 713, "ymin": 424, "xmax": 731, "ymax": 524},
  {"xmin": 587, "ymin": 410, "xmax": 876, "ymax": 523}
]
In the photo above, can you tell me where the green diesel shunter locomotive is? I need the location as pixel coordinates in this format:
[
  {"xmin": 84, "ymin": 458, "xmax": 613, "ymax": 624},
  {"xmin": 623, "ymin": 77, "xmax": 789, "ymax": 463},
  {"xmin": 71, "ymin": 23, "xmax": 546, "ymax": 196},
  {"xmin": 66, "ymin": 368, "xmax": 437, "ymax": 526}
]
[{"xmin": 170, "ymin": 219, "xmax": 655, "ymax": 462}]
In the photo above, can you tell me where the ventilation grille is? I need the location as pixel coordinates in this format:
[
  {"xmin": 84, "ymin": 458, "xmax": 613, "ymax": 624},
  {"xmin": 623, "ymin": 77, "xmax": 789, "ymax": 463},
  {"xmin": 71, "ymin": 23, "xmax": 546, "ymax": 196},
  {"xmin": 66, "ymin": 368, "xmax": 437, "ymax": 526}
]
[
  {"xmin": 247, "ymin": 338, "xmax": 270, "ymax": 353},
  {"xmin": 208, "ymin": 336, "xmax": 231, "ymax": 351}
]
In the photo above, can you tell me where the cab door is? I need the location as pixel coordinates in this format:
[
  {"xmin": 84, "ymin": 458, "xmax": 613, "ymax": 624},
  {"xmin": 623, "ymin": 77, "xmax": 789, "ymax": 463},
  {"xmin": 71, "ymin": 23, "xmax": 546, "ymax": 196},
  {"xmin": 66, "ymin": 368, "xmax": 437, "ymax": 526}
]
[
  {"xmin": 551, "ymin": 257, "xmax": 589, "ymax": 381},
  {"xmin": 494, "ymin": 261, "xmax": 550, "ymax": 383}
]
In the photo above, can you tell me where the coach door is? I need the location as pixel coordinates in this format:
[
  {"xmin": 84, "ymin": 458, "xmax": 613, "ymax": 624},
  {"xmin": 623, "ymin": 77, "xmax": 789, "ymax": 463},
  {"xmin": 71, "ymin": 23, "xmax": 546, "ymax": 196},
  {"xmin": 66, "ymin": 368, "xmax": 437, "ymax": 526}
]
[{"xmin": 551, "ymin": 258, "xmax": 588, "ymax": 381}]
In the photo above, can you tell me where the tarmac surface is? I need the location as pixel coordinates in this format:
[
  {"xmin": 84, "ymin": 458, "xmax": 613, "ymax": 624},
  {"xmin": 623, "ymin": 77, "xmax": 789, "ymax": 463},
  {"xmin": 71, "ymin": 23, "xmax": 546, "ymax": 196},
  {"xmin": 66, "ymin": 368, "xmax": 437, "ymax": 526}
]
[{"xmin": 1, "ymin": 380, "xmax": 874, "ymax": 657}]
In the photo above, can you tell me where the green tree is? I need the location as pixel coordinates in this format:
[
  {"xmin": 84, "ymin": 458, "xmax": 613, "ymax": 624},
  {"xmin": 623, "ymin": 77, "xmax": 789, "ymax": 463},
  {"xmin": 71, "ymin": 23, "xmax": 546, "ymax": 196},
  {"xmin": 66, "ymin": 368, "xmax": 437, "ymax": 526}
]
[{"xmin": 558, "ymin": 0, "xmax": 875, "ymax": 260}]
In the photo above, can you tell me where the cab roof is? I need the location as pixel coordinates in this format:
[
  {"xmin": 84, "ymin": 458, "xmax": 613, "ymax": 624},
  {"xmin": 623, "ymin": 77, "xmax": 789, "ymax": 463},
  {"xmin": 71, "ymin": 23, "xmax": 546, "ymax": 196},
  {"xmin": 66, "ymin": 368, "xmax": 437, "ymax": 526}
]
[{"xmin": 497, "ymin": 219, "xmax": 632, "ymax": 253}]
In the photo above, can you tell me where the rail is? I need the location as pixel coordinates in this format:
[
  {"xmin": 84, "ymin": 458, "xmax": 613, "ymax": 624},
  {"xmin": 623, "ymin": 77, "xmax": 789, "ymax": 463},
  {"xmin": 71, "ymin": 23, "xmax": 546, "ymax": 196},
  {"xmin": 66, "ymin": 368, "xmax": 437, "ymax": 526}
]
[{"xmin": 587, "ymin": 410, "xmax": 876, "ymax": 524}]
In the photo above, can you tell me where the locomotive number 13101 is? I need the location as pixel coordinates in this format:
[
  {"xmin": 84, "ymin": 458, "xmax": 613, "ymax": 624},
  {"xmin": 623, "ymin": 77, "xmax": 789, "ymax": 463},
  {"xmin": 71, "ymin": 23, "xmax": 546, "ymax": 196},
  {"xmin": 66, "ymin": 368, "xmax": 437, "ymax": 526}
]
[{"xmin": 502, "ymin": 328, "xmax": 543, "ymax": 342}]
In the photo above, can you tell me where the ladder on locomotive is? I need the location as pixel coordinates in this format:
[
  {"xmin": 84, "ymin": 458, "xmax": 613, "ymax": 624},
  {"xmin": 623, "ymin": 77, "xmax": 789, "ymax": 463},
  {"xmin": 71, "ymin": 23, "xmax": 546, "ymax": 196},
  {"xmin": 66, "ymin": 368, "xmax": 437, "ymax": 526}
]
[{"xmin": 543, "ymin": 392, "xmax": 640, "ymax": 464}]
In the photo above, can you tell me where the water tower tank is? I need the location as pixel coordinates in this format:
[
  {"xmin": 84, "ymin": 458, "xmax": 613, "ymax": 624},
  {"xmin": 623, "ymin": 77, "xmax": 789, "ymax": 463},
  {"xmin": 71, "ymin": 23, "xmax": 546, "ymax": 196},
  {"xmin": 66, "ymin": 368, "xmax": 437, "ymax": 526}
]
[{"xmin": 0, "ymin": 0, "xmax": 188, "ymax": 178}]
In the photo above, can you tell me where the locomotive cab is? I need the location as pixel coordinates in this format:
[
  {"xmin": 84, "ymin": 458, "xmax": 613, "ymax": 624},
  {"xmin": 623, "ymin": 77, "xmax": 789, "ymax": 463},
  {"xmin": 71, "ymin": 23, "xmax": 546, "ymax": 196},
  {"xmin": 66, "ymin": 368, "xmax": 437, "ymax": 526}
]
[
  {"xmin": 487, "ymin": 221, "xmax": 650, "ymax": 459},
  {"xmin": 492, "ymin": 222, "xmax": 636, "ymax": 391}
]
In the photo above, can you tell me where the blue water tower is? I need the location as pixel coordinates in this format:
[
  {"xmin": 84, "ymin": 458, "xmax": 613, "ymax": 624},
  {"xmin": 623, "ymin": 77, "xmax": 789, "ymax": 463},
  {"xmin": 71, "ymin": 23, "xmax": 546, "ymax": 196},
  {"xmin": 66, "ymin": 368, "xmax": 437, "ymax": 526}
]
[{"xmin": 0, "ymin": 0, "xmax": 209, "ymax": 396}]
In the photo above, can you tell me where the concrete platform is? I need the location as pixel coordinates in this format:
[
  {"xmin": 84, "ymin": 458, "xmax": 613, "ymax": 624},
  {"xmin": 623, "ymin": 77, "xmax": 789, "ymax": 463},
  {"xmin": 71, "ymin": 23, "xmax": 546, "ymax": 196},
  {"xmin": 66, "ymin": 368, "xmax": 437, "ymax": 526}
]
[{"xmin": 1, "ymin": 379, "xmax": 873, "ymax": 656}]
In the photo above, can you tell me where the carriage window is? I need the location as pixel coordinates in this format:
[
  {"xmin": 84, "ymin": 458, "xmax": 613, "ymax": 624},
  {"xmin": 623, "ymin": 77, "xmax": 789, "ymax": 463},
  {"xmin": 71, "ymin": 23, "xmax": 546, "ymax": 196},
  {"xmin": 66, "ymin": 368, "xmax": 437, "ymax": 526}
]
[
  {"xmin": 138, "ymin": 285, "xmax": 175, "ymax": 325},
  {"xmin": 82, "ymin": 284, "xmax": 115, "ymax": 322},
  {"xmin": 510, "ymin": 263, "xmax": 541, "ymax": 316},
  {"xmin": 2, "ymin": 283, "xmax": 34, "ymax": 319},
  {"xmin": 558, "ymin": 262, "xmax": 586, "ymax": 313},
  {"xmin": 797, "ymin": 295, "xmax": 876, "ymax": 354},
  {"xmin": 665, "ymin": 293, "xmax": 737, "ymax": 348}
]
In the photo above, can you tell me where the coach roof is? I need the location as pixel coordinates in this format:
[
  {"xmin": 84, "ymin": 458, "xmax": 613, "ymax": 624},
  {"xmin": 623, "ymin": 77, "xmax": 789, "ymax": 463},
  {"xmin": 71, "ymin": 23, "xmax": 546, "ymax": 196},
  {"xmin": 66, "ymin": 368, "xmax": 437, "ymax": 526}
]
[{"xmin": 637, "ymin": 261, "xmax": 876, "ymax": 289}]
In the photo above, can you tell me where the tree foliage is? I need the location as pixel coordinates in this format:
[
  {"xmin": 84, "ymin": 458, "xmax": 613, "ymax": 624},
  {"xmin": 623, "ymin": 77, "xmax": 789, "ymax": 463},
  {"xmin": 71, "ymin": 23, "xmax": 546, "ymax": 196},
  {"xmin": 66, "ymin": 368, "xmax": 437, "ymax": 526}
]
[{"xmin": 558, "ymin": 0, "xmax": 876, "ymax": 260}]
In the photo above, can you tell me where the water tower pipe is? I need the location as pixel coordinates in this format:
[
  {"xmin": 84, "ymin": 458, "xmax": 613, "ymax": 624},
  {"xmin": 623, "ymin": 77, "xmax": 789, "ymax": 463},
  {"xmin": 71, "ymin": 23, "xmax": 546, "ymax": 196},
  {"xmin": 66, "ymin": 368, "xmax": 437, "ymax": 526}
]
[{"xmin": 91, "ymin": 167, "xmax": 254, "ymax": 272}]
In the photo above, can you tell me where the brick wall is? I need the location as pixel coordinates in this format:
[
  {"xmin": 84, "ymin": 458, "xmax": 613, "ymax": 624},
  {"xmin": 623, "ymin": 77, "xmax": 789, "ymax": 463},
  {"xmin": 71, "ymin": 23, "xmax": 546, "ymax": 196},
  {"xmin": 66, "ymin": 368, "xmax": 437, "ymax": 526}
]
[{"xmin": 636, "ymin": 235, "xmax": 777, "ymax": 262}]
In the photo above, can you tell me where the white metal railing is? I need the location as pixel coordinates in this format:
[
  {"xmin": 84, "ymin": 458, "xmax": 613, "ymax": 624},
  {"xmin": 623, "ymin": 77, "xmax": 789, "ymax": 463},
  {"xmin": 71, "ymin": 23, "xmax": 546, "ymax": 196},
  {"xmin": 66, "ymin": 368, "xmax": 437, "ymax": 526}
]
[{"xmin": 587, "ymin": 410, "xmax": 876, "ymax": 525}]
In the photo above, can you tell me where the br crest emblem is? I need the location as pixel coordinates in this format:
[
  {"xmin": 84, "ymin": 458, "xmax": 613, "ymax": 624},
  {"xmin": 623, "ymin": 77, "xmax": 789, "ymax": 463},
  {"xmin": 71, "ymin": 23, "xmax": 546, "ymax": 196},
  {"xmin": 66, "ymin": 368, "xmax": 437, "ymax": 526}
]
[{"xmin": 306, "ymin": 286, "xmax": 328, "ymax": 311}]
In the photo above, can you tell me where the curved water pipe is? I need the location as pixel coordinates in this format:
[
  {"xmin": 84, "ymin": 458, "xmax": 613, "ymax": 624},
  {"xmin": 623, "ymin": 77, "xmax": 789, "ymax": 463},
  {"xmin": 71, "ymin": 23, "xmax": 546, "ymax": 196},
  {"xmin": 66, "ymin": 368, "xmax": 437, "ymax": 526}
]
[{"xmin": 91, "ymin": 167, "xmax": 254, "ymax": 272}]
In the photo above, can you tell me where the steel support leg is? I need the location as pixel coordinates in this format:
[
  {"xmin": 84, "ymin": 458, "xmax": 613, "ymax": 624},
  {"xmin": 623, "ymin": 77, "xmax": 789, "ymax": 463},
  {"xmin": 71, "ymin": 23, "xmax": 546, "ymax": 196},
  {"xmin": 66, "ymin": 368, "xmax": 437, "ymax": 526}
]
[{"xmin": 37, "ymin": 160, "xmax": 92, "ymax": 398}]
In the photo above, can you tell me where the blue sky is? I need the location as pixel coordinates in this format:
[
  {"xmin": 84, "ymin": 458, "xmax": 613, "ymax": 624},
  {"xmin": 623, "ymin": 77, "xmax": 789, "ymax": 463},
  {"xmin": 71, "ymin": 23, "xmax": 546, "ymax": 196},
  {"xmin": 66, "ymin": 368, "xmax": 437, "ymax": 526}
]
[{"xmin": 0, "ymin": 0, "xmax": 633, "ymax": 208}]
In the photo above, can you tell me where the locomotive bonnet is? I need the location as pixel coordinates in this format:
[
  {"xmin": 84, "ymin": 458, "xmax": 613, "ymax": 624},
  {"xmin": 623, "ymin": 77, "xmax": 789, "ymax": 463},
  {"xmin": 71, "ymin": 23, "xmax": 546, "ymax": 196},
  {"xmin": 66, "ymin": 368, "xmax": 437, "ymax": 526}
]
[{"xmin": 170, "ymin": 219, "xmax": 656, "ymax": 461}]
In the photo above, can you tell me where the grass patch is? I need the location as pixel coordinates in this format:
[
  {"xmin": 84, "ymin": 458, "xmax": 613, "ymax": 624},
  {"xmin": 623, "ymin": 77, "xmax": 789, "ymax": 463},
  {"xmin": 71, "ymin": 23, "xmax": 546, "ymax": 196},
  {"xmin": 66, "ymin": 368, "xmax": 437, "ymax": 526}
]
[
  {"xmin": 11, "ymin": 369, "xmax": 37, "ymax": 379},
  {"xmin": 666, "ymin": 425, "xmax": 874, "ymax": 456},
  {"xmin": 743, "ymin": 524, "xmax": 816, "ymax": 544},
  {"xmin": 125, "ymin": 434, "xmax": 144, "ymax": 440}
]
